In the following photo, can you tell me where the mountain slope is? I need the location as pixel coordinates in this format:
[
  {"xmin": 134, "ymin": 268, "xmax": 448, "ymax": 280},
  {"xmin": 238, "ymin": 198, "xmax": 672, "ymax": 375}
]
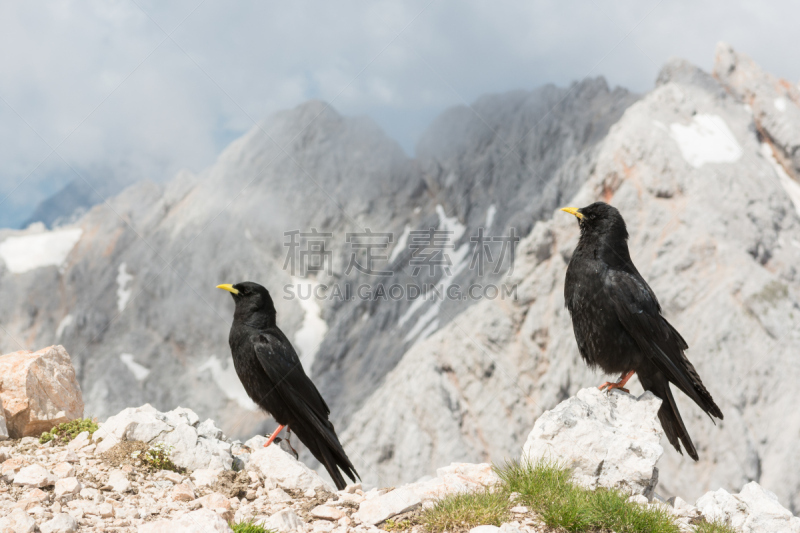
[{"xmin": 342, "ymin": 45, "xmax": 800, "ymax": 512}]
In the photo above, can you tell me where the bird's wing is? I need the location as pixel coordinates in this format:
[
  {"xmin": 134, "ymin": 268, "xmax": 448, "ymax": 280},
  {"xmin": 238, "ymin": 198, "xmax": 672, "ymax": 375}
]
[
  {"xmin": 602, "ymin": 268, "xmax": 707, "ymax": 406},
  {"xmin": 251, "ymin": 332, "xmax": 331, "ymax": 418}
]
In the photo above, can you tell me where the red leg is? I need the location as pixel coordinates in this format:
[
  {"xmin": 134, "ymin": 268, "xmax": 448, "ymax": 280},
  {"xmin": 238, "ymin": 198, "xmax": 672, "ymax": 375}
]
[
  {"xmin": 264, "ymin": 424, "xmax": 286, "ymax": 447},
  {"xmin": 598, "ymin": 370, "xmax": 635, "ymax": 393}
]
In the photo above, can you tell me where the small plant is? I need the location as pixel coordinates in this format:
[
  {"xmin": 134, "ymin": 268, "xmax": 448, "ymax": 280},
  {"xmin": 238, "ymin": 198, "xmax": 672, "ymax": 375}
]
[
  {"xmin": 695, "ymin": 519, "xmax": 738, "ymax": 533},
  {"xmin": 230, "ymin": 519, "xmax": 274, "ymax": 533},
  {"xmin": 132, "ymin": 442, "xmax": 182, "ymax": 472},
  {"xmin": 420, "ymin": 488, "xmax": 509, "ymax": 533},
  {"xmin": 382, "ymin": 518, "xmax": 415, "ymax": 531},
  {"xmin": 39, "ymin": 418, "xmax": 98, "ymax": 444}
]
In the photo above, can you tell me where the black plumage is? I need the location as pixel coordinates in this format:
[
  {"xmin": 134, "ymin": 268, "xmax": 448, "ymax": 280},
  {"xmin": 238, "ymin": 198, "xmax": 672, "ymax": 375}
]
[
  {"xmin": 561, "ymin": 202, "xmax": 723, "ymax": 460},
  {"xmin": 217, "ymin": 281, "xmax": 359, "ymax": 489}
]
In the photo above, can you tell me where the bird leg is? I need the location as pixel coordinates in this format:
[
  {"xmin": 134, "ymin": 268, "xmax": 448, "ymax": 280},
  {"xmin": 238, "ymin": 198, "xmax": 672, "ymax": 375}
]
[
  {"xmin": 598, "ymin": 370, "xmax": 635, "ymax": 394},
  {"xmin": 263, "ymin": 424, "xmax": 286, "ymax": 447}
]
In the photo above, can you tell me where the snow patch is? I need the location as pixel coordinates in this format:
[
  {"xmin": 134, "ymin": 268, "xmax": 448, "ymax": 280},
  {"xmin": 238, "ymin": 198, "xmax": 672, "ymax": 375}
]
[
  {"xmin": 436, "ymin": 204, "xmax": 466, "ymax": 242},
  {"xmin": 119, "ymin": 353, "xmax": 150, "ymax": 382},
  {"xmin": 56, "ymin": 314, "xmax": 74, "ymax": 340},
  {"xmin": 670, "ymin": 114, "xmax": 743, "ymax": 168},
  {"xmin": 199, "ymin": 355, "xmax": 258, "ymax": 411},
  {"xmin": 292, "ymin": 277, "xmax": 328, "ymax": 371},
  {"xmin": 0, "ymin": 227, "xmax": 83, "ymax": 273},
  {"xmin": 761, "ymin": 143, "xmax": 800, "ymax": 216},
  {"xmin": 774, "ymin": 97, "xmax": 788, "ymax": 112},
  {"xmin": 116, "ymin": 263, "xmax": 133, "ymax": 313},
  {"xmin": 389, "ymin": 224, "xmax": 411, "ymax": 263},
  {"xmin": 485, "ymin": 205, "xmax": 497, "ymax": 229}
]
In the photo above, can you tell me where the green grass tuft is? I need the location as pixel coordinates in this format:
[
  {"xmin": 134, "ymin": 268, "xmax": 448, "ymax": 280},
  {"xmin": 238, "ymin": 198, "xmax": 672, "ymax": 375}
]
[
  {"xmin": 695, "ymin": 519, "xmax": 738, "ymax": 533},
  {"xmin": 420, "ymin": 488, "xmax": 510, "ymax": 533},
  {"xmin": 39, "ymin": 418, "xmax": 98, "ymax": 445},
  {"xmin": 494, "ymin": 459, "xmax": 681, "ymax": 533},
  {"xmin": 230, "ymin": 519, "xmax": 274, "ymax": 533}
]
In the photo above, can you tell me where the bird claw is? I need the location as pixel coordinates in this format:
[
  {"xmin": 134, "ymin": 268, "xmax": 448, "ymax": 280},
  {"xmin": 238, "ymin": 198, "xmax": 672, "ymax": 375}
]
[{"xmin": 598, "ymin": 381, "xmax": 630, "ymax": 394}]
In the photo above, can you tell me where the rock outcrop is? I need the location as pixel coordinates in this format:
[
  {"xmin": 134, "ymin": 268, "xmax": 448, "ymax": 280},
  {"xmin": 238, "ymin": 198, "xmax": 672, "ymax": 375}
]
[
  {"xmin": 92, "ymin": 404, "xmax": 235, "ymax": 471},
  {"xmin": 523, "ymin": 388, "xmax": 662, "ymax": 497},
  {"xmin": 0, "ymin": 346, "xmax": 83, "ymax": 438}
]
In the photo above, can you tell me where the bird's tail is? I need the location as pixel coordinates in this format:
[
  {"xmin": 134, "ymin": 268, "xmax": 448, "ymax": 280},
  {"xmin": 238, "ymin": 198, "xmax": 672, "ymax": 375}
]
[
  {"xmin": 639, "ymin": 373, "xmax": 699, "ymax": 461},
  {"xmin": 293, "ymin": 419, "xmax": 360, "ymax": 491}
]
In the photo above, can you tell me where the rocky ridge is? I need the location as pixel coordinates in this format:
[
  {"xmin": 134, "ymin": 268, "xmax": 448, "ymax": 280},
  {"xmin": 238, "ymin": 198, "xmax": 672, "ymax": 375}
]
[{"xmin": 1, "ymin": 381, "xmax": 796, "ymax": 532}]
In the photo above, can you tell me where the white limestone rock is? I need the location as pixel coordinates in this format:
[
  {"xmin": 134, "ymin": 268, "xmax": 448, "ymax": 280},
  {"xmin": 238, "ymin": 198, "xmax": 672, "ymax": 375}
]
[
  {"xmin": 522, "ymin": 388, "xmax": 663, "ymax": 497},
  {"xmin": 54, "ymin": 477, "xmax": 82, "ymax": 498},
  {"xmin": 696, "ymin": 481, "xmax": 800, "ymax": 533},
  {"xmin": 107, "ymin": 469, "xmax": 131, "ymax": 493},
  {"xmin": 92, "ymin": 404, "xmax": 233, "ymax": 471},
  {"xmin": 39, "ymin": 513, "xmax": 78, "ymax": 533},
  {"xmin": 0, "ymin": 508, "xmax": 36, "ymax": 533},
  {"xmin": 247, "ymin": 444, "xmax": 334, "ymax": 493},
  {"xmin": 354, "ymin": 487, "xmax": 422, "ymax": 525},
  {"xmin": 138, "ymin": 508, "xmax": 234, "ymax": 532},
  {"xmin": 261, "ymin": 508, "xmax": 304, "ymax": 532},
  {"xmin": 13, "ymin": 464, "xmax": 56, "ymax": 488}
]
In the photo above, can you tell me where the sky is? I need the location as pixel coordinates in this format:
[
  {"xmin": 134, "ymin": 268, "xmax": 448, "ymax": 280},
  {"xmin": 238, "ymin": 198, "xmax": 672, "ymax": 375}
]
[{"xmin": 0, "ymin": 0, "xmax": 798, "ymax": 228}]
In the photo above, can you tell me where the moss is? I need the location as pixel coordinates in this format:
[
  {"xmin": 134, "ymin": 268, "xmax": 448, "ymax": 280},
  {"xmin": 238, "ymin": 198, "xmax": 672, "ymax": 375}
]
[{"xmin": 39, "ymin": 418, "xmax": 98, "ymax": 445}]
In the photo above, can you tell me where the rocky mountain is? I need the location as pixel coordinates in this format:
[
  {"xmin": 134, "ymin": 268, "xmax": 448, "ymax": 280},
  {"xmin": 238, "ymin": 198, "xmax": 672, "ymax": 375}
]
[
  {"xmin": 1, "ymin": 41, "xmax": 799, "ymax": 510},
  {"xmin": 0, "ymin": 74, "xmax": 633, "ymax": 439},
  {"xmin": 341, "ymin": 43, "xmax": 800, "ymax": 511}
]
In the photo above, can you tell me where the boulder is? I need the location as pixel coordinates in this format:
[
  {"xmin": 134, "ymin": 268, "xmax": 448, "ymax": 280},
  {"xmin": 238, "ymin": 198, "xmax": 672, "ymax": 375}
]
[
  {"xmin": 696, "ymin": 481, "xmax": 800, "ymax": 533},
  {"xmin": 246, "ymin": 444, "xmax": 335, "ymax": 493},
  {"xmin": 522, "ymin": 388, "xmax": 663, "ymax": 497},
  {"xmin": 137, "ymin": 508, "xmax": 233, "ymax": 533},
  {"xmin": 92, "ymin": 404, "xmax": 233, "ymax": 471},
  {"xmin": 0, "ymin": 345, "xmax": 83, "ymax": 438},
  {"xmin": 261, "ymin": 508, "xmax": 304, "ymax": 533}
]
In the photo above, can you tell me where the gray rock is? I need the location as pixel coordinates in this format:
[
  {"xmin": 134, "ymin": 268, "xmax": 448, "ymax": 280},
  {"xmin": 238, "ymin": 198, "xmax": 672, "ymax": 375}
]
[
  {"xmin": 695, "ymin": 482, "xmax": 800, "ymax": 533},
  {"xmin": 93, "ymin": 404, "xmax": 233, "ymax": 470},
  {"xmin": 522, "ymin": 388, "xmax": 663, "ymax": 497},
  {"xmin": 39, "ymin": 513, "xmax": 78, "ymax": 533}
]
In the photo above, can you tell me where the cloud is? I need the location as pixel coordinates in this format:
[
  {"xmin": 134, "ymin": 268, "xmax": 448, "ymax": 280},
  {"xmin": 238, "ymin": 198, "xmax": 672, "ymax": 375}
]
[{"xmin": 0, "ymin": 0, "xmax": 798, "ymax": 227}]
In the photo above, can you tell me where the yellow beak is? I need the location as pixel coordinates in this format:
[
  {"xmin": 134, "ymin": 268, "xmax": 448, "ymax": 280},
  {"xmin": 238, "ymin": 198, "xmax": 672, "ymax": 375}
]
[
  {"xmin": 216, "ymin": 284, "xmax": 239, "ymax": 295},
  {"xmin": 560, "ymin": 207, "xmax": 584, "ymax": 220}
]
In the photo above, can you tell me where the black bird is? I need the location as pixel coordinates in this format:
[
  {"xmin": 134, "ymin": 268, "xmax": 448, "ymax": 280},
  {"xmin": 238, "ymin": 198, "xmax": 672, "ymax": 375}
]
[
  {"xmin": 217, "ymin": 281, "xmax": 359, "ymax": 489},
  {"xmin": 561, "ymin": 202, "xmax": 723, "ymax": 460}
]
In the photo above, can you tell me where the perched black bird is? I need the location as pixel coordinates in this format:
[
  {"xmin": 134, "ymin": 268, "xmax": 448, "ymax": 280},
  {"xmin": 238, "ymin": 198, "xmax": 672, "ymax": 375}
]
[
  {"xmin": 561, "ymin": 202, "xmax": 723, "ymax": 460},
  {"xmin": 217, "ymin": 281, "xmax": 359, "ymax": 489}
]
